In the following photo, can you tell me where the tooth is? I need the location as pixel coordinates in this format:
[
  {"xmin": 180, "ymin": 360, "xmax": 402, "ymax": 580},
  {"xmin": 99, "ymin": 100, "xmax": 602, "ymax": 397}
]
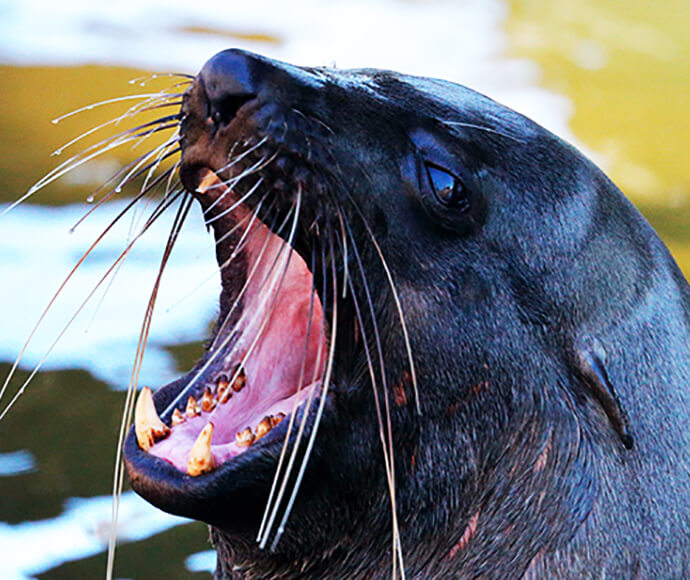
[
  {"xmin": 255, "ymin": 416, "xmax": 272, "ymax": 440},
  {"xmin": 271, "ymin": 412, "xmax": 286, "ymax": 427},
  {"xmin": 187, "ymin": 422, "xmax": 216, "ymax": 476},
  {"xmin": 217, "ymin": 374, "xmax": 232, "ymax": 403},
  {"xmin": 216, "ymin": 374, "xmax": 229, "ymax": 400},
  {"xmin": 196, "ymin": 169, "xmax": 218, "ymax": 194},
  {"xmin": 232, "ymin": 367, "xmax": 246, "ymax": 393},
  {"xmin": 236, "ymin": 426, "xmax": 255, "ymax": 447},
  {"xmin": 201, "ymin": 387, "xmax": 216, "ymax": 412},
  {"xmin": 172, "ymin": 408, "xmax": 185, "ymax": 426},
  {"xmin": 186, "ymin": 395, "xmax": 200, "ymax": 418},
  {"xmin": 134, "ymin": 387, "xmax": 170, "ymax": 451}
]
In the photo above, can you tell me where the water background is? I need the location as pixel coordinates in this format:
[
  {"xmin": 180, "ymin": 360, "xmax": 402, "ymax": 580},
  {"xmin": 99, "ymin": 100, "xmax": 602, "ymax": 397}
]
[{"xmin": 0, "ymin": 0, "xmax": 687, "ymax": 577}]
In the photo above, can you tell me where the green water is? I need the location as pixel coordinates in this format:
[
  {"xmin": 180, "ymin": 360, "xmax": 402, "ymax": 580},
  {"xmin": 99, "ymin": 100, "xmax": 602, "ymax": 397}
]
[{"xmin": 508, "ymin": 0, "xmax": 690, "ymax": 270}]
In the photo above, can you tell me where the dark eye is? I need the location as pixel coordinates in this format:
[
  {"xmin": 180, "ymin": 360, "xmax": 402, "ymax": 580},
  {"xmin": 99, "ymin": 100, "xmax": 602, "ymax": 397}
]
[{"xmin": 425, "ymin": 164, "xmax": 469, "ymax": 210}]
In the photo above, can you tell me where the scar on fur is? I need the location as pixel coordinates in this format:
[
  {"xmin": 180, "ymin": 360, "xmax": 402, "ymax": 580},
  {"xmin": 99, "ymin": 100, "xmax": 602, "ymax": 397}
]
[
  {"xmin": 393, "ymin": 370, "xmax": 411, "ymax": 406},
  {"xmin": 447, "ymin": 511, "xmax": 480, "ymax": 560},
  {"xmin": 534, "ymin": 429, "xmax": 553, "ymax": 473}
]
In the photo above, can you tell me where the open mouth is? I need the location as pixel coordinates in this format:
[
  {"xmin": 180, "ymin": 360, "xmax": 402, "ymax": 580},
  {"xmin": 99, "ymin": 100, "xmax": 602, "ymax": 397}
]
[{"xmin": 133, "ymin": 167, "xmax": 326, "ymax": 478}]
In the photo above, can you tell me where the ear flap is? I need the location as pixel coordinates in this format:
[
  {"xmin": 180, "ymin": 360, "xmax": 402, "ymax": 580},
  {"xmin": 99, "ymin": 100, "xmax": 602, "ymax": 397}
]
[{"xmin": 574, "ymin": 337, "xmax": 634, "ymax": 450}]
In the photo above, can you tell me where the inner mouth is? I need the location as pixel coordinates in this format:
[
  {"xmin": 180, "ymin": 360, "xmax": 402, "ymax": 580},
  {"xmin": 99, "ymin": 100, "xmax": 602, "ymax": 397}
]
[{"xmin": 135, "ymin": 168, "xmax": 326, "ymax": 476}]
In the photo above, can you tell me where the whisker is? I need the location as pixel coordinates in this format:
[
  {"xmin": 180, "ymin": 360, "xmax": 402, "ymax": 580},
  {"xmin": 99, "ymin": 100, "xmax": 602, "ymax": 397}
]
[
  {"xmin": 208, "ymin": 202, "xmax": 288, "ymax": 348},
  {"xmin": 0, "ymin": 185, "xmax": 163, "ymax": 406},
  {"xmin": 114, "ymin": 136, "xmax": 181, "ymax": 194},
  {"xmin": 78, "ymin": 135, "xmax": 179, "ymax": 208},
  {"xmin": 128, "ymin": 73, "xmax": 194, "ymax": 85},
  {"xmin": 107, "ymin": 193, "xmax": 193, "ymax": 580},
  {"xmin": 344, "ymin": 193, "xmax": 420, "ymax": 414},
  {"xmin": 201, "ymin": 139, "xmax": 273, "ymax": 217},
  {"xmin": 336, "ymin": 211, "xmax": 349, "ymax": 298},
  {"xmin": 4, "ymin": 119, "xmax": 180, "ymax": 217},
  {"xmin": 215, "ymin": 136, "xmax": 269, "ymax": 176},
  {"xmin": 162, "ymin": 200, "xmax": 297, "ymax": 415},
  {"xmin": 217, "ymin": 185, "xmax": 267, "ymax": 262},
  {"xmin": 51, "ymin": 93, "xmax": 184, "ymax": 125},
  {"xmin": 341, "ymin": 216, "xmax": 405, "ymax": 577},
  {"xmin": 257, "ymin": 244, "xmax": 319, "ymax": 546},
  {"xmin": 139, "ymin": 136, "xmax": 181, "ymax": 195},
  {"xmin": 204, "ymin": 174, "xmax": 265, "ymax": 227},
  {"xmin": 128, "ymin": 119, "xmax": 181, "ymax": 151},
  {"xmin": 213, "ymin": 193, "xmax": 301, "ymax": 375},
  {"xmin": 219, "ymin": 192, "xmax": 303, "ymax": 412},
  {"xmin": 69, "ymin": 160, "xmax": 179, "ymax": 233},
  {"xmin": 0, "ymin": 189, "xmax": 183, "ymax": 421},
  {"xmin": 214, "ymin": 189, "xmax": 273, "ymax": 250},
  {"xmin": 260, "ymin": 236, "xmax": 328, "ymax": 550},
  {"xmin": 270, "ymin": 226, "xmax": 337, "ymax": 552},
  {"xmin": 51, "ymin": 105, "xmax": 179, "ymax": 159},
  {"xmin": 163, "ymin": 191, "xmax": 275, "ymax": 316},
  {"xmin": 164, "ymin": 161, "xmax": 182, "ymax": 198},
  {"xmin": 43, "ymin": 113, "xmax": 179, "ymax": 183},
  {"xmin": 84, "ymin": 189, "xmax": 163, "ymax": 332}
]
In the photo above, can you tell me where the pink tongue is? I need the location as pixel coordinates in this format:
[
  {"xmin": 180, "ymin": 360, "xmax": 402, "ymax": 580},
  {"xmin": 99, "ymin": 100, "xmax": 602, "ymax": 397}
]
[{"xmin": 148, "ymin": 174, "xmax": 325, "ymax": 472}]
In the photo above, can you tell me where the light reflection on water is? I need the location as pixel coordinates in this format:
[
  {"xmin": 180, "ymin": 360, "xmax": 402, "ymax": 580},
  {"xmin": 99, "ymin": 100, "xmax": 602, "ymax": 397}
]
[
  {"xmin": 0, "ymin": 0, "xmax": 574, "ymax": 577},
  {"xmin": 0, "ymin": 450, "xmax": 37, "ymax": 477},
  {"xmin": 0, "ymin": 493, "xmax": 189, "ymax": 580},
  {"xmin": 0, "ymin": 202, "xmax": 218, "ymax": 390}
]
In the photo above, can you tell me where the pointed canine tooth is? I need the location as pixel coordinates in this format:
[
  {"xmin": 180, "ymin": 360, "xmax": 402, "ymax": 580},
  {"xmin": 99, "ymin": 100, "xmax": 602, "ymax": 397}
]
[
  {"xmin": 201, "ymin": 387, "xmax": 216, "ymax": 412},
  {"xmin": 134, "ymin": 387, "xmax": 170, "ymax": 451},
  {"xmin": 255, "ymin": 416, "xmax": 272, "ymax": 440},
  {"xmin": 236, "ymin": 426, "xmax": 255, "ymax": 448},
  {"xmin": 232, "ymin": 367, "xmax": 246, "ymax": 393},
  {"xmin": 187, "ymin": 422, "xmax": 216, "ymax": 476},
  {"xmin": 172, "ymin": 408, "xmax": 185, "ymax": 426},
  {"xmin": 186, "ymin": 395, "xmax": 200, "ymax": 418},
  {"xmin": 271, "ymin": 412, "xmax": 286, "ymax": 427},
  {"xmin": 196, "ymin": 168, "xmax": 219, "ymax": 194}
]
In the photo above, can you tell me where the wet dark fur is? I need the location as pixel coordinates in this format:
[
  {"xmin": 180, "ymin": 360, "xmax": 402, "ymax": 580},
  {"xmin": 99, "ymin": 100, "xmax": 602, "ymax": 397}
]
[{"xmin": 124, "ymin": 50, "xmax": 690, "ymax": 578}]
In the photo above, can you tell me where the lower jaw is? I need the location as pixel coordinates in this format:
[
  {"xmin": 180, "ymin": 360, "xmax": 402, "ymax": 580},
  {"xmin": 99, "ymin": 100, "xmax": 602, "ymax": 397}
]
[{"xmin": 148, "ymin": 379, "xmax": 320, "ymax": 473}]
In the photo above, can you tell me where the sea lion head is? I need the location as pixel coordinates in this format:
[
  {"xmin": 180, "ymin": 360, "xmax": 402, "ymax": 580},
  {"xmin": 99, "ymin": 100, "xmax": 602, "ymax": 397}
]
[{"xmin": 124, "ymin": 49, "xmax": 690, "ymax": 578}]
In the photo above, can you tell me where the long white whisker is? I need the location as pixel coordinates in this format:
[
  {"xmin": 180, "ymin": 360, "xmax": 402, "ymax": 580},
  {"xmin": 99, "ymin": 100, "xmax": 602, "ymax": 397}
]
[
  {"xmin": 0, "ymin": 191, "xmax": 182, "ymax": 421},
  {"xmin": 162, "ymin": 201, "xmax": 298, "ymax": 416},
  {"xmin": 107, "ymin": 194, "xmax": 193, "ymax": 580},
  {"xmin": 114, "ymin": 131, "xmax": 181, "ymax": 194},
  {"xmin": 51, "ymin": 93, "xmax": 181, "ymax": 124},
  {"xmin": 257, "ymin": 244, "xmax": 322, "ymax": 547},
  {"xmin": 164, "ymin": 193, "xmax": 275, "ymax": 316},
  {"xmin": 342, "ymin": 216, "xmax": 405, "ymax": 578},
  {"xmin": 140, "ymin": 132, "xmax": 181, "ymax": 194},
  {"xmin": 270, "ymin": 229, "xmax": 337, "ymax": 551},
  {"xmin": 207, "ymin": 200, "xmax": 288, "ymax": 350},
  {"xmin": 204, "ymin": 175, "xmax": 265, "ymax": 227},
  {"xmin": 345, "ymin": 194, "xmax": 420, "ymax": 415},
  {"xmin": 4, "ymin": 125, "xmax": 173, "ymax": 218},
  {"xmin": 68, "ymin": 163, "xmax": 179, "ymax": 234}
]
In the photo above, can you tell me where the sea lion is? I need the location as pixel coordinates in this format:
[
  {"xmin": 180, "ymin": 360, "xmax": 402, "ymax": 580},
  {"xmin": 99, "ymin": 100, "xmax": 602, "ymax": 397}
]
[{"xmin": 123, "ymin": 49, "xmax": 690, "ymax": 578}]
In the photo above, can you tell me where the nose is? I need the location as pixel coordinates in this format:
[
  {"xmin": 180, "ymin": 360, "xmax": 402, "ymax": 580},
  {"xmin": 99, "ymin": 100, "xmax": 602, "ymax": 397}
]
[{"xmin": 199, "ymin": 49, "xmax": 322, "ymax": 126}]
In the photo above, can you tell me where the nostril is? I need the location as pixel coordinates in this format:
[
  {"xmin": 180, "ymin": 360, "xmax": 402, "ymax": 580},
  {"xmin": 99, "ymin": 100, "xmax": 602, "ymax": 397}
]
[{"xmin": 209, "ymin": 93, "xmax": 257, "ymax": 126}]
